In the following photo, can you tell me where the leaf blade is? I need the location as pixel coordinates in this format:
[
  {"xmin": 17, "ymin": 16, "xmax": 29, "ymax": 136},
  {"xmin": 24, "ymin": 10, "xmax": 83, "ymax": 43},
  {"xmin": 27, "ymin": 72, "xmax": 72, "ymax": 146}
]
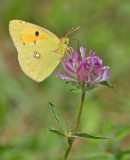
[
  {"xmin": 49, "ymin": 102, "xmax": 67, "ymax": 134},
  {"xmin": 70, "ymin": 132, "xmax": 107, "ymax": 139},
  {"xmin": 48, "ymin": 127, "xmax": 66, "ymax": 137}
]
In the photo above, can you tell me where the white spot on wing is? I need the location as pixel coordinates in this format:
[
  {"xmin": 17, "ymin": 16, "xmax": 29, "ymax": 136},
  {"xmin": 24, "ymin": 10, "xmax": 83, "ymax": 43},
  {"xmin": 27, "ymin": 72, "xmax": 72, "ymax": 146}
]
[{"xmin": 34, "ymin": 51, "xmax": 40, "ymax": 59}]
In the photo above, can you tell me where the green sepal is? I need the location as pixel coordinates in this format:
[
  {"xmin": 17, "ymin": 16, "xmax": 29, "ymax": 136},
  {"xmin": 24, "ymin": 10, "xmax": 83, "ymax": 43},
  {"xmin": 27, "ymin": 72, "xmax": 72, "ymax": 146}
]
[
  {"xmin": 70, "ymin": 132, "xmax": 107, "ymax": 139},
  {"xmin": 49, "ymin": 102, "xmax": 67, "ymax": 134},
  {"xmin": 48, "ymin": 127, "xmax": 66, "ymax": 137},
  {"xmin": 70, "ymin": 88, "xmax": 81, "ymax": 93},
  {"xmin": 99, "ymin": 81, "xmax": 113, "ymax": 88}
]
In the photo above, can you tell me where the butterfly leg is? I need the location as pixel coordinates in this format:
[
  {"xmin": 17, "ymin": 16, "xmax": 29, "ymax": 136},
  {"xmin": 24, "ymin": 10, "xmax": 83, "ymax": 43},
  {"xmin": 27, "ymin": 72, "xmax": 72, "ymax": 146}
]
[
  {"xmin": 66, "ymin": 46, "xmax": 74, "ymax": 58},
  {"xmin": 58, "ymin": 56, "xmax": 65, "ymax": 66},
  {"xmin": 67, "ymin": 47, "xmax": 74, "ymax": 52},
  {"xmin": 66, "ymin": 49, "xmax": 71, "ymax": 58},
  {"xmin": 65, "ymin": 46, "xmax": 73, "ymax": 58}
]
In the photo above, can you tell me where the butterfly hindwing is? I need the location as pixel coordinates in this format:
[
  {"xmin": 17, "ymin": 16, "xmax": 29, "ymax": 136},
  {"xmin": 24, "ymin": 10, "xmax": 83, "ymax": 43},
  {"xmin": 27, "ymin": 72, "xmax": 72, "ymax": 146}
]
[{"xmin": 18, "ymin": 39, "xmax": 60, "ymax": 82}]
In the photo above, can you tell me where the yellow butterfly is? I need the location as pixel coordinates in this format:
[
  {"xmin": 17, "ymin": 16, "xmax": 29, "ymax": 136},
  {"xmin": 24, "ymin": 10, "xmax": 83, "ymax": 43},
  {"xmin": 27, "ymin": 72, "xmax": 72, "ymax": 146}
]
[{"xmin": 9, "ymin": 20, "xmax": 79, "ymax": 82}]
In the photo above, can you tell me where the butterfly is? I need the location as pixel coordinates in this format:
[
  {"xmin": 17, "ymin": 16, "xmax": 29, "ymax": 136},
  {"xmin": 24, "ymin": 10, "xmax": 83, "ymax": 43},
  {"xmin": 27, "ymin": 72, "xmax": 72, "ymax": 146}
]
[{"xmin": 9, "ymin": 20, "xmax": 79, "ymax": 82}]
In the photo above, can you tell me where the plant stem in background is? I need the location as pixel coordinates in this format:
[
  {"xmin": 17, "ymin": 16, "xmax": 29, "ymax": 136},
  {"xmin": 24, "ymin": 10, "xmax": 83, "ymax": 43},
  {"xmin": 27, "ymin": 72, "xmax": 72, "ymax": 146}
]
[{"xmin": 63, "ymin": 91, "xmax": 86, "ymax": 160}]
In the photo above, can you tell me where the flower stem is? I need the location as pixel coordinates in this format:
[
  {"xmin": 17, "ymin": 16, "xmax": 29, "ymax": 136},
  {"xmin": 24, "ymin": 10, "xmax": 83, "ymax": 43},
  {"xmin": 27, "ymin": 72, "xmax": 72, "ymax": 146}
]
[
  {"xmin": 74, "ymin": 91, "xmax": 86, "ymax": 132},
  {"xmin": 63, "ymin": 91, "xmax": 86, "ymax": 160},
  {"xmin": 63, "ymin": 137, "xmax": 73, "ymax": 160}
]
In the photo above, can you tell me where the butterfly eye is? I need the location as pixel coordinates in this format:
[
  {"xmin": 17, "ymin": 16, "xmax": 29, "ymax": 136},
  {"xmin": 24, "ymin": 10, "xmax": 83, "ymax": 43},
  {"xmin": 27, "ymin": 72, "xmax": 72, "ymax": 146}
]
[
  {"xmin": 63, "ymin": 38, "xmax": 69, "ymax": 44},
  {"xmin": 35, "ymin": 31, "xmax": 39, "ymax": 36}
]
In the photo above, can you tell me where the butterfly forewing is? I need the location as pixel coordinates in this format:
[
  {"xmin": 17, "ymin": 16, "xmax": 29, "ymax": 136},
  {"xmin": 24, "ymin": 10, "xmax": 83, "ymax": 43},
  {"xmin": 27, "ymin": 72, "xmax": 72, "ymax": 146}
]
[{"xmin": 9, "ymin": 20, "xmax": 60, "ymax": 52}]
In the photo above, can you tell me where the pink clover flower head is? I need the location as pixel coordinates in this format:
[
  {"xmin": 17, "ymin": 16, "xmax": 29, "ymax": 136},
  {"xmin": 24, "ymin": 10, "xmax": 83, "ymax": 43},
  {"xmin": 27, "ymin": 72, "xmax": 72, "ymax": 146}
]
[{"xmin": 56, "ymin": 47, "xmax": 110, "ymax": 90}]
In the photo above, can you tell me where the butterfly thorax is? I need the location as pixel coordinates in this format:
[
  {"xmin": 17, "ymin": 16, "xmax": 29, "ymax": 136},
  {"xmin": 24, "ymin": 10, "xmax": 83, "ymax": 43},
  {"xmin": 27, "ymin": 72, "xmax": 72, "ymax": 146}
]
[{"xmin": 56, "ymin": 37, "xmax": 69, "ymax": 57}]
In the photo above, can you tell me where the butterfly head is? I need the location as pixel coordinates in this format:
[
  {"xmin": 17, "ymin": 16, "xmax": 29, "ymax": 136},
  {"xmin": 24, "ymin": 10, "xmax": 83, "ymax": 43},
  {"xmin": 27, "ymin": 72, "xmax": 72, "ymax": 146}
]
[
  {"xmin": 60, "ymin": 37, "xmax": 69, "ymax": 46},
  {"xmin": 62, "ymin": 37, "xmax": 69, "ymax": 45},
  {"xmin": 57, "ymin": 27, "xmax": 80, "ymax": 57}
]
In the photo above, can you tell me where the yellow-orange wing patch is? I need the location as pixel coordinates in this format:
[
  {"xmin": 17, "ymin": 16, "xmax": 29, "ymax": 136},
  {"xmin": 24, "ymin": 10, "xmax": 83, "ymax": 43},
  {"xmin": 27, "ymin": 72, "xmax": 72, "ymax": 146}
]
[{"xmin": 9, "ymin": 20, "xmax": 59, "ymax": 52}]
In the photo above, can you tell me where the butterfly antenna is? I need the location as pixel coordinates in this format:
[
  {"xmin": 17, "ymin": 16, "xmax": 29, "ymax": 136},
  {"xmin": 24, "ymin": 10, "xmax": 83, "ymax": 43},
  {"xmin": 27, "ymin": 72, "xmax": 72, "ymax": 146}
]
[{"xmin": 65, "ymin": 26, "xmax": 80, "ymax": 37}]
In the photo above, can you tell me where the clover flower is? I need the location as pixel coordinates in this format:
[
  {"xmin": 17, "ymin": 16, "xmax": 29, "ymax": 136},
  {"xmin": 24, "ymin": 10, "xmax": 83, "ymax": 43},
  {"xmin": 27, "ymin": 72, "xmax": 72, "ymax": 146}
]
[{"xmin": 56, "ymin": 47, "xmax": 109, "ymax": 90}]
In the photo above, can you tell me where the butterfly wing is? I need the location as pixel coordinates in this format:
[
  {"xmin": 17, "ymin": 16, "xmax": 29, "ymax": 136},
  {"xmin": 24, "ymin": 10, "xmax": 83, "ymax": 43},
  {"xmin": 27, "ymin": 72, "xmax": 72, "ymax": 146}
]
[
  {"xmin": 9, "ymin": 19, "xmax": 59, "ymax": 52},
  {"xmin": 18, "ymin": 39, "xmax": 60, "ymax": 82},
  {"xmin": 9, "ymin": 19, "xmax": 61, "ymax": 82}
]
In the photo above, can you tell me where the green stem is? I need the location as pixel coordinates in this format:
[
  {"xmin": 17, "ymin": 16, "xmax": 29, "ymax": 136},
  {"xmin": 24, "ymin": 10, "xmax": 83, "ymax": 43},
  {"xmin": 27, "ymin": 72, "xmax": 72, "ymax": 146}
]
[
  {"xmin": 63, "ymin": 91, "xmax": 86, "ymax": 160},
  {"xmin": 74, "ymin": 91, "xmax": 86, "ymax": 132},
  {"xmin": 63, "ymin": 137, "xmax": 73, "ymax": 160}
]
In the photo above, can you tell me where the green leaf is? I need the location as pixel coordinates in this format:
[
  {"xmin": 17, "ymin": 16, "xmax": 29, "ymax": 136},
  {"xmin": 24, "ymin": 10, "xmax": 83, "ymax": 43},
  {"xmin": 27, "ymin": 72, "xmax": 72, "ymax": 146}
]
[
  {"xmin": 99, "ymin": 81, "xmax": 113, "ymax": 88},
  {"xmin": 48, "ymin": 127, "xmax": 66, "ymax": 137},
  {"xmin": 49, "ymin": 102, "xmax": 67, "ymax": 134},
  {"xmin": 70, "ymin": 88, "xmax": 81, "ymax": 93},
  {"xmin": 70, "ymin": 132, "xmax": 107, "ymax": 139}
]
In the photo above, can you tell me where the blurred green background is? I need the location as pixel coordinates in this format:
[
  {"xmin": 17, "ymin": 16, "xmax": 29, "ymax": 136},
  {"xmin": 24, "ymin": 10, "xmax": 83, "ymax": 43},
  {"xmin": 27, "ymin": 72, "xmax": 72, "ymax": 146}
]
[{"xmin": 0, "ymin": 0, "xmax": 130, "ymax": 160}]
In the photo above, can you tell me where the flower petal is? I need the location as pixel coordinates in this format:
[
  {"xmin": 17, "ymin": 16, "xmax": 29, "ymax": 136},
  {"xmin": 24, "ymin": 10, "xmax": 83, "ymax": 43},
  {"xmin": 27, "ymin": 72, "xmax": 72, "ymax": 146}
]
[
  {"xmin": 56, "ymin": 47, "xmax": 110, "ymax": 90},
  {"xmin": 89, "ymin": 50, "xmax": 95, "ymax": 57},
  {"xmin": 99, "ymin": 67, "xmax": 109, "ymax": 82},
  {"xmin": 80, "ymin": 46, "xmax": 86, "ymax": 62}
]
